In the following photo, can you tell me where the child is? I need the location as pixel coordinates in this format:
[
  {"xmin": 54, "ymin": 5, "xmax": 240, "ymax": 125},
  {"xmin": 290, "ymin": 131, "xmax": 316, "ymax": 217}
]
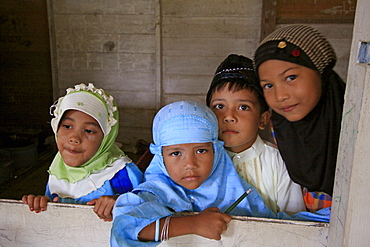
[
  {"xmin": 111, "ymin": 101, "xmax": 329, "ymax": 246},
  {"xmin": 254, "ymin": 24, "xmax": 346, "ymax": 212},
  {"xmin": 22, "ymin": 83, "xmax": 143, "ymax": 221},
  {"xmin": 206, "ymin": 54, "xmax": 305, "ymax": 215}
]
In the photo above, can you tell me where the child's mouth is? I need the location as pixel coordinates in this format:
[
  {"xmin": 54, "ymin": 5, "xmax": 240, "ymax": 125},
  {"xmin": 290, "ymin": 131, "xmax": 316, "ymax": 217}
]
[
  {"xmin": 66, "ymin": 148, "xmax": 80, "ymax": 154},
  {"xmin": 182, "ymin": 176, "xmax": 199, "ymax": 181},
  {"xmin": 281, "ymin": 104, "xmax": 297, "ymax": 112},
  {"xmin": 222, "ymin": 129, "xmax": 238, "ymax": 134}
]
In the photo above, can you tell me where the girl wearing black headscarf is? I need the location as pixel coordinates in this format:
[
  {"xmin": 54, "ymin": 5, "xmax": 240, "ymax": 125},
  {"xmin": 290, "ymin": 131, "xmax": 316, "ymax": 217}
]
[{"xmin": 254, "ymin": 24, "xmax": 346, "ymax": 212}]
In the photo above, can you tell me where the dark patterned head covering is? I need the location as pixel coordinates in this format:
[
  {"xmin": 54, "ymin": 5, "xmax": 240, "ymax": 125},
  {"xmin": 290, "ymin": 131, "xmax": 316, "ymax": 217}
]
[
  {"xmin": 254, "ymin": 24, "xmax": 336, "ymax": 74},
  {"xmin": 253, "ymin": 25, "xmax": 345, "ymax": 195},
  {"xmin": 206, "ymin": 54, "xmax": 268, "ymax": 113}
]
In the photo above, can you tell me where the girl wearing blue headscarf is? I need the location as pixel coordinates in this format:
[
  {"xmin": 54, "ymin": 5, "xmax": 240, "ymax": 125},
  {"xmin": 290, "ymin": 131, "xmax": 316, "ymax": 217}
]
[{"xmin": 111, "ymin": 101, "xmax": 330, "ymax": 246}]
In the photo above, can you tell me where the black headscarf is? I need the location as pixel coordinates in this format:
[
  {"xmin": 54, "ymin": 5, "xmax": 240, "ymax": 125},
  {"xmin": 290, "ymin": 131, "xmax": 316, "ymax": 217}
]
[{"xmin": 254, "ymin": 25, "xmax": 346, "ymax": 195}]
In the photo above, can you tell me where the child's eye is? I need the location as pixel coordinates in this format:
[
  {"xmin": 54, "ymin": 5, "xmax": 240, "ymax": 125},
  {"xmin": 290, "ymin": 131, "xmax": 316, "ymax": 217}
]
[
  {"xmin": 239, "ymin": 104, "xmax": 250, "ymax": 111},
  {"xmin": 262, "ymin": 83, "xmax": 273, "ymax": 90},
  {"xmin": 84, "ymin": 129, "xmax": 96, "ymax": 134},
  {"xmin": 213, "ymin": 104, "xmax": 224, "ymax": 110},
  {"xmin": 170, "ymin": 151, "xmax": 181, "ymax": 156},
  {"xmin": 286, "ymin": 75, "xmax": 297, "ymax": 82},
  {"xmin": 62, "ymin": 124, "xmax": 72, "ymax": 129},
  {"xmin": 196, "ymin": 149, "xmax": 208, "ymax": 154}
]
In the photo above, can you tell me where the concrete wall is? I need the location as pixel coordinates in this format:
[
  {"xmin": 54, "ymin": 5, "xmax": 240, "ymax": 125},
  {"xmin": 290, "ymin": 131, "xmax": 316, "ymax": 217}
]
[
  {"xmin": 48, "ymin": 0, "xmax": 353, "ymax": 150},
  {"xmin": 0, "ymin": 199, "xmax": 329, "ymax": 246}
]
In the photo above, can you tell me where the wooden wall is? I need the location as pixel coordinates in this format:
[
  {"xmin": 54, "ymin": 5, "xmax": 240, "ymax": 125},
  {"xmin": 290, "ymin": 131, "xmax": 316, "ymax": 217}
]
[
  {"xmin": 47, "ymin": 0, "xmax": 157, "ymax": 151},
  {"xmin": 47, "ymin": 0, "xmax": 354, "ymax": 150},
  {"xmin": 0, "ymin": 0, "xmax": 53, "ymax": 138},
  {"xmin": 2, "ymin": 0, "xmax": 370, "ymax": 246},
  {"xmin": 0, "ymin": 0, "xmax": 355, "ymax": 150},
  {"xmin": 0, "ymin": 199, "xmax": 329, "ymax": 246}
]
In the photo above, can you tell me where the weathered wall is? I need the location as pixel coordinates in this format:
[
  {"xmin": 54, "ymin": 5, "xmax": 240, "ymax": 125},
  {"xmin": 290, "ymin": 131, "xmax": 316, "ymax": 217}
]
[
  {"xmin": 0, "ymin": 199, "xmax": 329, "ymax": 247},
  {"xmin": 160, "ymin": 0, "xmax": 262, "ymax": 105},
  {"xmin": 48, "ymin": 0, "xmax": 157, "ymax": 151},
  {"xmin": 47, "ymin": 0, "xmax": 265, "ymax": 151},
  {"xmin": 48, "ymin": 0, "xmax": 353, "ymax": 150},
  {"xmin": 0, "ymin": 0, "xmax": 354, "ymax": 151},
  {"xmin": 0, "ymin": 1, "xmax": 53, "ymax": 134}
]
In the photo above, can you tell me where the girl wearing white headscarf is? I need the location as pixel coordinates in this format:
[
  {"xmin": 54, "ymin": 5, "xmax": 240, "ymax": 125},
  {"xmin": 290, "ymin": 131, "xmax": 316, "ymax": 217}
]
[{"xmin": 22, "ymin": 83, "xmax": 143, "ymax": 220}]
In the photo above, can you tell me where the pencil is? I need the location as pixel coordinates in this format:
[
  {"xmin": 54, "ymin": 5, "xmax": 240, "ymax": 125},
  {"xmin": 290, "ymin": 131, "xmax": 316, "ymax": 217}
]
[{"xmin": 224, "ymin": 188, "xmax": 253, "ymax": 214}]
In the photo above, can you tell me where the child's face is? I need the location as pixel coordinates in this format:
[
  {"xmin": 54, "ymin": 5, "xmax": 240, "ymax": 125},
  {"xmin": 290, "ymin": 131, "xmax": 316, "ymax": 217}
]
[
  {"xmin": 210, "ymin": 86, "xmax": 270, "ymax": 153},
  {"xmin": 162, "ymin": 142, "xmax": 214, "ymax": 190},
  {"xmin": 258, "ymin": 59, "xmax": 322, "ymax": 122},
  {"xmin": 56, "ymin": 110, "xmax": 104, "ymax": 167}
]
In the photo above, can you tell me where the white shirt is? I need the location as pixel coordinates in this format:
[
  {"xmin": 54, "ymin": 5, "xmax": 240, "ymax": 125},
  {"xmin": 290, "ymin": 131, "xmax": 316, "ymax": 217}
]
[
  {"xmin": 227, "ymin": 135, "xmax": 306, "ymax": 215},
  {"xmin": 48, "ymin": 156, "xmax": 131, "ymax": 198}
]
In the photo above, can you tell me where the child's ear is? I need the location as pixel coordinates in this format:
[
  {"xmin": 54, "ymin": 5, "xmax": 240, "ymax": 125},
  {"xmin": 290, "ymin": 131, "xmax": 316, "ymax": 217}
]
[{"xmin": 259, "ymin": 111, "xmax": 271, "ymax": 130}]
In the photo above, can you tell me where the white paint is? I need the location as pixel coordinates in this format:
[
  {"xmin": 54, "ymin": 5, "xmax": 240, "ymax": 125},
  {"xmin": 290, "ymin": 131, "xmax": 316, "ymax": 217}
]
[
  {"xmin": 329, "ymin": 1, "xmax": 370, "ymax": 245},
  {"xmin": 0, "ymin": 199, "xmax": 111, "ymax": 247},
  {"xmin": 0, "ymin": 199, "xmax": 328, "ymax": 247}
]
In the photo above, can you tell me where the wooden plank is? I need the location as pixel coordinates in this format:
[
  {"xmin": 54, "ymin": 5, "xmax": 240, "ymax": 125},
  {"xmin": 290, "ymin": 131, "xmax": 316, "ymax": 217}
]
[
  {"xmin": 260, "ymin": 0, "xmax": 276, "ymax": 40},
  {"xmin": 0, "ymin": 199, "xmax": 329, "ymax": 247},
  {"xmin": 161, "ymin": 0, "xmax": 261, "ymax": 17},
  {"xmin": 328, "ymin": 1, "xmax": 370, "ymax": 246},
  {"xmin": 276, "ymin": 0, "xmax": 357, "ymax": 24},
  {"xmin": 0, "ymin": 199, "xmax": 112, "ymax": 247}
]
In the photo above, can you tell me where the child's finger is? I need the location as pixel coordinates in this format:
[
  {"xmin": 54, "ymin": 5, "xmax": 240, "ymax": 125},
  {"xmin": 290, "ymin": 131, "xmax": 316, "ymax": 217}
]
[
  {"xmin": 94, "ymin": 201, "xmax": 113, "ymax": 221},
  {"xmin": 40, "ymin": 196, "xmax": 49, "ymax": 211},
  {"xmin": 86, "ymin": 199, "xmax": 97, "ymax": 205},
  {"xmin": 32, "ymin": 196, "xmax": 42, "ymax": 213},
  {"xmin": 93, "ymin": 200, "xmax": 104, "ymax": 217},
  {"xmin": 24, "ymin": 195, "xmax": 36, "ymax": 211},
  {"xmin": 22, "ymin": 195, "xmax": 29, "ymax": 204},
  {"xmin": 221, "ymin": 213, "xmax": 232, "ymax": 223},
  {"xmin": 221, "ymin": 219, "xmax": 229, "ymax": 232},
  {"xmin": 102, "ymin": 205, "xmax": 113, "ymax": 221},
  {"xmin": 205, "ymin": 207, "xmax": 220, "ymax": 213}
]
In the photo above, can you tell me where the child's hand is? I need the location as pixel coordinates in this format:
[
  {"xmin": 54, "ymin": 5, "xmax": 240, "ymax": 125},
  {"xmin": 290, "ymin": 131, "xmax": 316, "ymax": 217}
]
[
  {"xmin": 87, "ymin": 195, "xmax": 119, "ymax": 221},
  {"xmin": 193, "ymin": 207, "xmax": 232, "ymax": 240},
  {"xmin": 22, "ymin": 195, "xmax": 54, "ymax": 213}
]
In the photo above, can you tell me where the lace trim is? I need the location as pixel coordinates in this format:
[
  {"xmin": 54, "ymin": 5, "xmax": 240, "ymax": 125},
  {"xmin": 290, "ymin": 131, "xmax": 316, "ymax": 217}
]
[
  {"xmin": 214, "ymin": 67, "xmax": 253, "ymax": 76},
  {"xmin": 50, "ymin": 83, "xmax": 117, "ymax": 132}
]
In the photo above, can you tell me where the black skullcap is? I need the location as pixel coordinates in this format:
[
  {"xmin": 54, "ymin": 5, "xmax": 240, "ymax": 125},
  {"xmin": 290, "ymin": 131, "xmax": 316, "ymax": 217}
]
[
  {"xmin": 207, "ymin": 54, "xmax": 268, "ymax": 112},
  {"xmin": 212, "ymin": 54, "xmax": 255, "ymax": 83},
  {"xmin": 254, "ymin": 25, "xmax": 336, "ymax": 74}
]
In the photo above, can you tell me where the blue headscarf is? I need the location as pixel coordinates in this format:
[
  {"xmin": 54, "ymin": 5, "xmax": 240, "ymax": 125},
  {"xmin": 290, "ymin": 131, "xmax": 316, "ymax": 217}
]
[
  {"xmin": 141, "ymin": 100, "xmax": 273, "ymax": 214},
  {"xmin": 111, "ymin": 101, "xmax": 330, "ymax": 247}
]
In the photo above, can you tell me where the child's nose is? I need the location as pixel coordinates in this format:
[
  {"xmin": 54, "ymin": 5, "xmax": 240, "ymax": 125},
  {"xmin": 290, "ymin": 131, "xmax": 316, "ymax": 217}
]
[
  {"xmin": 184, "ymin": 155, "xmax": 198, "ymax": 170},
  {"xmin": 275, "ymin": 86, "xmax": 289, "ymax": 102},
  {"xmin": 69, "ymin": 135, "xmax": 81, "ymax": 145},
  {"xmin": 223, "ymin": 109, "xmax": 236, "ymax": 123}
]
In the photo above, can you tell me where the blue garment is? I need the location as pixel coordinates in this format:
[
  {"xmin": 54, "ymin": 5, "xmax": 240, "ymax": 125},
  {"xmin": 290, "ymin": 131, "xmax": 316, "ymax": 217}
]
[
  {"xmin": 111, "ymin": 101, "xmax": 330, "ymax": 247},
  {"xmin": 46, "ymin": 162, "xmax": 143, "ymax": 204}
]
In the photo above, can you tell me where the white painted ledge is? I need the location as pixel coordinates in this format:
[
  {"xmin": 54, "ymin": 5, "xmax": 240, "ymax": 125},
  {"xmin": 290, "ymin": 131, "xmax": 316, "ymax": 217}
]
[{"xmin": 0, "ymin": 199, "xmax": 328, "ymax": 246}]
